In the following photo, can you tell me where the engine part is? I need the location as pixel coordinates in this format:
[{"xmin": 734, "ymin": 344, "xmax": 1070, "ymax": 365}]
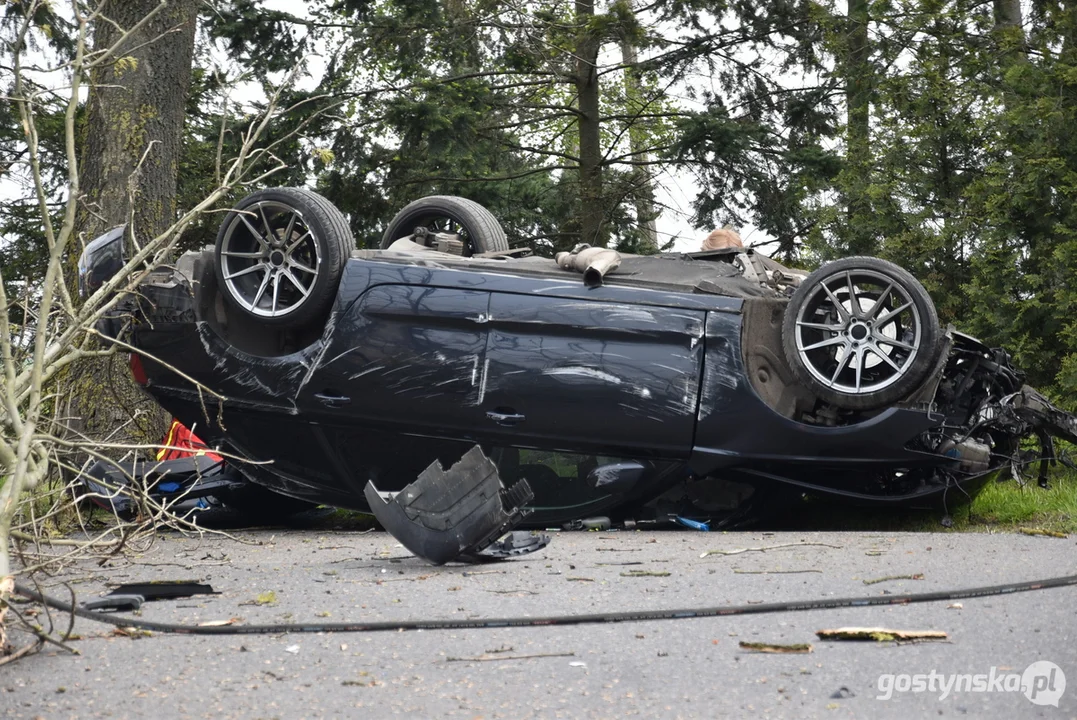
[
  {"xmin": 555, "ymin": 245, "xmax": 622, "ymax": 288},
  {"xmin": 938, "ymin": 438, "xmax": 992, "ymax": 473}
]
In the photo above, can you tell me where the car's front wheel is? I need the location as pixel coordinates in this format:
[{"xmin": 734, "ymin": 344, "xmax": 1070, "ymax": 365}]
[
  {"xmin": 214, "ymin": 188, "xmax": 353, "ymax": 328},
  {"xmin": 781, "ymin": 256, "xmax": 941, "ymax": 410}
]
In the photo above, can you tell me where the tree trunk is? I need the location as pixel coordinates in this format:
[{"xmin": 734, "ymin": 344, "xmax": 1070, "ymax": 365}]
[
  {"xmin": 66, "ymin": 0, "xmax": 198, "ymax": 453},
  {"xmin": 621, "ymin": 34, "xmax": 658, "ymax": 252},
  {"xmin": 992, "ymin": 0, "xmax": 1027, "ymax": 65},
  {"xmin": 576, "ymin": 0, "xmax": 605, "ymax": 247},
  {"xmin": 80, "ymin": 0, "xmax": 198, "ymax": 243},
  {"xmin": 844, "ymin": 0, "xmax": 873, "ymax": 254}
]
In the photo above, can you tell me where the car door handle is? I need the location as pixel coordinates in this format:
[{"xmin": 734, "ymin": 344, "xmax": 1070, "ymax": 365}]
[
  {"xmin": 486, "ymin": 410, "xmax": 525, "ymax": 426},
  {"xmin": 315, "ymin": 392, "xmax": 351, "ymax": 408}
]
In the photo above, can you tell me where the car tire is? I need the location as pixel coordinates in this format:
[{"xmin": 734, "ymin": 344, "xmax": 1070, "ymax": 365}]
[
  {"xmin": 781, "ymin": 256, "xmax": 941, "ymax": 410},
  {"xmin": 214, "ymin": 187, "xmax": 353, "ymax": 328},
  {"xmin": 380, "ymin": 195, "xmax": 509, "ymax": 255}
]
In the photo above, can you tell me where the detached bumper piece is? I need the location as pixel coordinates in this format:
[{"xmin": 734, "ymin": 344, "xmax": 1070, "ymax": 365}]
[{"xmin": 364, "ymin": 446, "xmax": 549, "ymax": 565}]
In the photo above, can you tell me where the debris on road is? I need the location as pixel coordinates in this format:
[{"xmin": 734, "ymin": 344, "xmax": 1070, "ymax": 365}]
[
  {"xmin": 364, "ymin": 446, "xmax": 549, "ymax": 565},
  {"xmin": 1017, "ymin": 527, "xmax": 1068, "ymax": 538},
  {"xmin": 241, "ymin": 591, "xmax": 277, "ymax": 606},
  {"xmin": 105, "ymin": 582, "xmax": 217, "ymax": 600},
  {"xmin": 816, "ymin": 627, "xmax": 948, "ymax": 642},
  {"xmin": 733, "ymin": 568, "xmax": 823, "ymax": 575},
  {"xmin": 862, "ymin": 573, "xmax": 924, "ymax": 585},
  {"xmin": 620, "ymin": 570, "xmax": 671, "ymax": 577},
  {"xmin": 446, "ymin": 652, "xmax": 576, "ymax": 663},
  {"xmin": 700, "ymin": 542, "xmax": 843, "ymax": 558},
  {"xmin": 738, "ymin": 642, "xmax": 813, "ymax": 654}
]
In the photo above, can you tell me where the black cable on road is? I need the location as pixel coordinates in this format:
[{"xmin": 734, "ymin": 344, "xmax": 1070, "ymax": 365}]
[{"xmin": 12, "ymin": 572, "xmax": 1077, "ymax": 636}]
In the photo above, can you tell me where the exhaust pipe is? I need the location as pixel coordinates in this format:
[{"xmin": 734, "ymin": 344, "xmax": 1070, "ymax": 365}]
[{"xmin": 555, "ymin": 245, "xmax": 621, "ymax": 288}]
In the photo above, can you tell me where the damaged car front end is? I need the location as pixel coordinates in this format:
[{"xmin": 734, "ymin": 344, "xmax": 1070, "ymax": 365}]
[{"xmin": 77, "ymin": 190, "xmax": 1077, "ymax": 554}]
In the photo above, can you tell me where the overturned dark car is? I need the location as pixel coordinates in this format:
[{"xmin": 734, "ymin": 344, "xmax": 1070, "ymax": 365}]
[{"xmin": 79, "ymin": 188, "xmax": 1077, "ymax": 534}]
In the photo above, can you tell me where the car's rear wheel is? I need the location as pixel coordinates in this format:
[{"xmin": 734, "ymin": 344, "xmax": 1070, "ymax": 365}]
[
  {"xmin": 380, "ymin": 195, "xmax": 509, "ymax": 255},
  {"xmin": 781, "ymin": 256, "xmax": 941, "ymax": 410},
  {"xmin": 214, "ymin": 188, "xmax": 353, "ymax": 328}
]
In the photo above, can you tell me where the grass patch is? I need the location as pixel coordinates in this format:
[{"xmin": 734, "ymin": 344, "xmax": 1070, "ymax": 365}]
[
  {"xmin": 964, "ymin": 473, "xmax": 1077, "ymax": 534},
  {"xmin": 782, "ymin": 471, "xmax": 1077, "ymax": 535}
]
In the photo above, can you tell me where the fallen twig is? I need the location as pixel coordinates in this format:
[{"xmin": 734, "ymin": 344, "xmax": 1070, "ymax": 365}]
[
  {"xmin": 0, "ymin": 640, "xmax": 42, "ymax": 667},
  {"xmin": 739, "ymin": 641, "xmax": 813, "ymax": 654},
  {"xmin": 816, "ymin": 627, "xmax": 947, "ymax": 642},
  {"xmin": 483, "ymin": 589, "xmax": 539, "ymax": 595},
  {"xmin": 1017, "ymin": 528, "xmax": 1068, "ymax": 538},
  {"xmin": 620, "ymin": 570, "xmax": 671, "ymax": 577},
  {"xmin": 863, "ymin": 573, "xmax": 924, "ymax": 585},
  {"xmin": 700, "ymin": 542, "xmax": 842, "ymax": 558},
  {"xmin": 733, "ymin": 569, "xmax": 823, "ymax": 575},
  {"xmin": 446, "ymin": 652, "xmax": 576, "ymax": 663}
]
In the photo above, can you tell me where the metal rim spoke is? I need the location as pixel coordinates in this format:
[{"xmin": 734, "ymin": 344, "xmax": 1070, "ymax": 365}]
[
  {"xmin": 874, "ymin": 335, "xmax": 915, "ymax": 351},
  {"xmin": 797, "ymin": 320, "xmax": 844, "ymax": 332},
  {"xmin": 828, "ymin": 349, "xmax": 854, "ymax": 386},
  {"xmin": 285, "ymin": 231, "xmax": 312, "ymax": 254},
  {"xmin": 845, "ymin": 271, "xmax": 862, "ymax": 317},
  {"xmin": 259, "ymin": 204, "xmax": 272, "ymax": 237},
  {"xmin": 282, "ymin": 212, "xmax": 297, "ymax": 243},
  {"xmin": 868, "ymin": 282, "xmax": 894, "ymax": 319},
  {"xmin": 239, "ymin": 215, "xmax": 268, "ymax": 247},
  {"xmin": 282, "ymin": 268, "xmax": 312, "ymax": 298},
  {"xmin": 250, "ymin": 268, "xmax": 272, "ymax": 308},
  {"xmin": 854, "ymin": 347, "xmax": 864, "ymax": 391},
  {"xmin": 290, "ymin": 260, "xmax": 317, "ymax": 275},
  {"xmin": 865, "ymin": 343, "xmax": 903, "ymax": 373},
  {"xmin": 822, "ymin": 283, "xmax": 851, "ymax": 322},
  {"xmin": 802, "ymin": 335, "xmax": 847, "ymax": 352},
  {"xmin": 874, "ymin": 301, "xmax": 912, "ymax": 328},
  {"xmin": 223, "ymin": 263, "xmax": 266, "ymax": 281},
  {"xmin": 271, "ymin": 273, "xmax": 281, "ymax": 314}
]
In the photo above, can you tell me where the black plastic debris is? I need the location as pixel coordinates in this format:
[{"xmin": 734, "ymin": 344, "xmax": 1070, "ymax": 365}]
[
  {"xmin": 82, "ymin": 595, "xmax": 145, "ymax": 612},
  {"xmin": 81, "ymin": 582, "xmax": 218, "ymax": 612},
  {"xmin": 107, "ymin": 582, "xmax": 217, "ymax": 601},
  {"xmin": 364, "ymin": 446, "xmax": 548, "ymax": 565}
]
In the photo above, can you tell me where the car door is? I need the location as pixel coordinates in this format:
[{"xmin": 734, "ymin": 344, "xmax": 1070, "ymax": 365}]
[
  {"xmin": 480, "ymin": 293, "xmax": 707, "ymax": 457},
  {"xmin": 304, "ymin": 284, "xmax": 491, "ymax": 437}
]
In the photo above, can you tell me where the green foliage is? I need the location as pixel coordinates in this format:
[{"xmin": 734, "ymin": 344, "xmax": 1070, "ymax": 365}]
[{"xmin": 959, "ymin": 4, "xmax": 1077, "ymax": 397}]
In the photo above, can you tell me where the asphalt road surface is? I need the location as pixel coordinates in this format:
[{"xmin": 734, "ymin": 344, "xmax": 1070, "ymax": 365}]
[{"xmin": 4, "ymin": 530, "xmax": 1076, "ymax": 719}]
